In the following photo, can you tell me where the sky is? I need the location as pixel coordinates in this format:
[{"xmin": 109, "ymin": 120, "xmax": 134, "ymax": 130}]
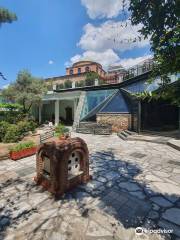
[{"xmin": 0, "ymin": 0, "xmax": 152, "ymax": 89}]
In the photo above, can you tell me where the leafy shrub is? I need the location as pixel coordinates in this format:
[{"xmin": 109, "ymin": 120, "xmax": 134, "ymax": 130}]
[
  {"xmin": 0, "ymin": 110, "xmax": 22, "ymax": 124},
  {"xmin": 0, "ymin": 119, "xmax": 38, "ymax": 143},
  {"xmin": 0, "ymin": 103, "xmax": 23, "ymax": 123},
  {"xmin": 64, "ymin": 80, "xmax": 72, "ymax": 89},
  {"xmin": 28, "ymin": 120, "xmax": 37, "ymax": 132},
  {"xmin": 76, "ymin": 81, "xmax": 85, "ymax": 87},
  {"xmin": 85, "ymin": 72, "xmax": 99, "ymax": 86},
  {"xmin": 56, "ymin": 80, "xmax": 72, "ymax": 89},
  {"xmin": 55, "ymin": 123, "xmax": 69, "ymax": 137},
  {"xmin": 10, "ymin": 141, "xmax": 36, "ymax": 152},
  {"xmin": 17, "ymin": 121, "xmax": 30, "ymax": 135},
  {"xmin": 3, "ymin": 124, "xmax": 21, "ymax": 143},
  {"xmin": 0, "ymin": 121, "xmax": 10, "ymax": 141},
  {"xmin": 17, "ymin": 120, "xmax": 37, "ymax": 135},
  {"xmin": 57, "ymin": 83, "xmax": 65, "ymax": 90},
  {"xmin": 0, "ymin": 103, "xmax": 22, "ymax": 110},
  {"xmin": 99, "ymin": 79, "xmax": 106, "ymax": 85}
]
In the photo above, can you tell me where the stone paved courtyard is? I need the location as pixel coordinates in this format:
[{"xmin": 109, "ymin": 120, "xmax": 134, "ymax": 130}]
[{"xmin": 0, "ymin": 133, "xmax": 180, "ymax": 240}]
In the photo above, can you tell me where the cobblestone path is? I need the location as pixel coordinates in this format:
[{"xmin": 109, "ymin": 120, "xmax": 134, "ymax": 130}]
[{"xmin": 0, "ymin": 133, "xmax": 180, "ymax": 240}]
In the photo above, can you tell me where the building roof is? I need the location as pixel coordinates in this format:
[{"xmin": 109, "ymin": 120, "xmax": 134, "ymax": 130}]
[{"xmin": 71, "ymin": 60, "xmax": 103, "ymax": 69}]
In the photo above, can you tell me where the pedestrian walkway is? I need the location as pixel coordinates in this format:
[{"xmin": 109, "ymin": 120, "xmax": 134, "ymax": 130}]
[{"xmin": 0, "ymin": 133, "xmax": 180, "ymax": 240}]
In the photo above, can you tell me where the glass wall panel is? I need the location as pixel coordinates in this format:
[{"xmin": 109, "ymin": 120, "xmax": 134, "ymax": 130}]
[
  {"xmin": 125, "ymin": 79, "xmax": 160, "ymax": 93},
  {"xmin": 80, "ymin": 89, "xmax": 115, "ymax": 120},
  {"xmin": 100, "ymin": 91, "xmax": 130, "ymax": 113}
]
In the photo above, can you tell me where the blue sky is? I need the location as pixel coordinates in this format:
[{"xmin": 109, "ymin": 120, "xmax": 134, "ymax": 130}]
[{"xmin": 0, "ymin": 0, "xmax": 151, "ymax": 88}]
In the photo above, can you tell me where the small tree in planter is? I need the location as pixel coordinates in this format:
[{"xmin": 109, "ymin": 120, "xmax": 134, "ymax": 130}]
[
  {"xmin": 9, "ymin": 141, "xmax": 37, "ymax": 160},
  {"xmin": 55, "ymin": 123, "xmax": 70, "ymax": 140}
]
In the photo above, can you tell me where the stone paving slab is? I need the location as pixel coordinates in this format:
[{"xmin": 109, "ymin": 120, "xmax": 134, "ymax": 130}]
[{"xmin": 0, "ymin": 133, "xmax": 180, "ymax": 240}]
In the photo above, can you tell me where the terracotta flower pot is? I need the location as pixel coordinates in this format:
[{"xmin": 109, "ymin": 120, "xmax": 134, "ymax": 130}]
[
  {"xmin": 10, "ymin": 146, "xmax": 37, "ymax": 161},
  {"xmin": 59, "ymin": 135, "xmax": 66, "ymax": 140},
  {"xmin": 59, "ymin": 133, "xmax": 70, "ymax": 140}
]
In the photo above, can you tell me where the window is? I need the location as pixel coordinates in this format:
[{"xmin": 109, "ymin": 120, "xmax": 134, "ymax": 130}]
[
  {"xmin": 43, "ymin": 156, "xmax": 50, "ymax": 178},
  {"xmin": 78, "ymin": 68, "xmax": 81, "ymax": 74},
  {"xmin": 85, "ymin": 66, "xmax": 90, "ymax": 72},
  {"xmin": 70, "ymin": 69, "xmax": 73, "ymax": 75}
]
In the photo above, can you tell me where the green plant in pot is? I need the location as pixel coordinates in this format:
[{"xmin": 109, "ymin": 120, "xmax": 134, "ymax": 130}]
[
  {"xmin": 55, "ymin": 123, "xmax": 70, "ymax": 139},
  {"xmin": 9, "ymin": 141, "xmax": 37, "ymax": 160}
]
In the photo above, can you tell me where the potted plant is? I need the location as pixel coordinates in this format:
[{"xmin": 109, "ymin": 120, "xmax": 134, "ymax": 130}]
[
  {"xmin": 55, "ymin": 123, "xmax": 70, "ymax": 140},
  {"xmin": 9, "ymin": 141, "xmax": 37, "ymax": 160}
]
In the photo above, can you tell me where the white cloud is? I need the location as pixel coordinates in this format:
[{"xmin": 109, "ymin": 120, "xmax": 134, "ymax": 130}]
[
  {"xmin": 81, "ymin": 0, "xmax": 129, "ymax": 19},
  {"xmin": 67, "ymin": 51, "xmax": 152, "ymax": 70},
  {"xmin": 78, "ymin": 21, "xmax": 149, "ymax": 53},
  {"xmin": 48, "ymin": 60, "xmax": 54, "ymax": 65},
  {"xmin": 118, "ymin": 55, "xmax": 153, "ymax": 69},
  {"xmin": 67, "ymin": 49, "xmax": 120, "ymax": 69}
]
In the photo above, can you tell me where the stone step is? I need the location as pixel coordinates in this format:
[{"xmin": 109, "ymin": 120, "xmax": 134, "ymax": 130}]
[
  {"xmin": 124, "ymin": 130, "xmax": 136, "ymax": 135},
  {"xmin": 76, "ymin": 122, "xmax": 112, "ymax": 135},
  {"xmin": 117, "ymin": 131, "xmax": 127, "ymax": 140},
  {"xmin": 79, "ymin": 122, "xmax": 98, "ymax": 129},
  {"xmin": 127, "ymin": 134, "xmax": 171, "ymax": 144},
  {"xmin": 120, "ymin": 131, "xmax": 129, "ymax": 138},
  {"xmin": 117, "ymin": 130, "xmax": 135, "ymax": 140},
  {"xmin": 76, "ymin": 128, "xmax": 93, "ymax": 134},
  {"xmin": 76, "ymin": 126, "xmax": 112, "ymax": 135}
]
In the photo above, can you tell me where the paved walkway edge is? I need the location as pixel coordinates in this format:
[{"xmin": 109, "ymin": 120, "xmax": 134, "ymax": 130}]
[{"xmin": 167, "ymin": 140, "xmax": 180, "ymax": 151}]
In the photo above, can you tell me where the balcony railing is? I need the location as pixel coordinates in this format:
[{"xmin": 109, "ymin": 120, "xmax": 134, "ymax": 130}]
[{"xmin": 123, "ymin": 60, "xmax": 154, "ymax": 81}]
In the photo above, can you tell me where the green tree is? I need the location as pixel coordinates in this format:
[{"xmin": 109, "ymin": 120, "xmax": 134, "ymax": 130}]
[
  {"xmin": 136, "ymin": 79, "xmax": 180, "ymax": 131},
  {"xmin": 64, "ymin": 80, "xmax": 72, "ymax": 89},
  {"xmin": 85, "ymin": 72, "xmax": 99, "ymax": 86},
  {"xmin": 0, "ymin": 7, "xmax": 17, "ymax": 80},
  {"xmin": 129, "ymin": 0, "xmax": 180, "ymax": 133},
  {"xmin": 0, "ymin": 7, "xmax": 17, "ymax": 25},
  {"xmin": 2, "ymin": 70, "xmax": 47, "ymax": 114},
  {"xmin": 76, "ymin": 80, "xmax": 85, "ymax": 88},
  {"xmin": 129, "ymin": 0, "xmax": 179, "ymax": 79}
]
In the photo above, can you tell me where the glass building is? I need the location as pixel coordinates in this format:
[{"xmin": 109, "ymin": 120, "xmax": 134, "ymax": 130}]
[{"xmin": 35, "ymin": 72, "xmax": 179, "ymax": 133}]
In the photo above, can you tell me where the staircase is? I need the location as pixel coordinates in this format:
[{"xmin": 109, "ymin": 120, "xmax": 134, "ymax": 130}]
[
  {"xmin": 72, "ymin": 92, "xmax": 86, "ymax": 131},
  {"xmin": 117, "ymin": 130, "xmax": 136, "ymax": 140}
]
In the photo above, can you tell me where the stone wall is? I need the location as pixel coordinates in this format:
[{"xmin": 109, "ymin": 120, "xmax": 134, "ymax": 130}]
[{"xmin": 96, "ymin": 113, "xmax": 132, "ymax": 132}]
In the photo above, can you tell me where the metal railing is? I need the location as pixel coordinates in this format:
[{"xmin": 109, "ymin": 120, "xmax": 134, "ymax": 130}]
[{"xmin": 123, "ymin": 60, "xmax": 154, "ymax": 81}]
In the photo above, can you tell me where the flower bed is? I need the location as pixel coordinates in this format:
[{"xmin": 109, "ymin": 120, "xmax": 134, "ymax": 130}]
[{"xmin": 9, "ymin": 141, "xmax": 37, "ymax": 160}]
